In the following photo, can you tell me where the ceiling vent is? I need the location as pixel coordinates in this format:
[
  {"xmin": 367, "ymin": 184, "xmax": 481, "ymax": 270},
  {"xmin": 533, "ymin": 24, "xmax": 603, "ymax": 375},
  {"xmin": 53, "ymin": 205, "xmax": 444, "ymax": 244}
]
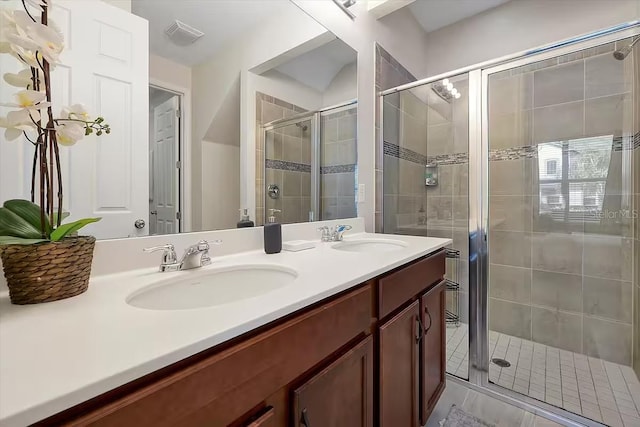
[{"xmin": 164, "ymin": 20, "xmax": 204, "ymax": 46}]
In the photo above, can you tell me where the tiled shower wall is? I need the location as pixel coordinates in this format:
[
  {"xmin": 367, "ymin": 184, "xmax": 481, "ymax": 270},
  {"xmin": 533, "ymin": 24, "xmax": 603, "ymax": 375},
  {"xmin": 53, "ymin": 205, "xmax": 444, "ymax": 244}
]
[
  {"xmin": 320, "ymin": 107, "xmax": 357, "ymax": 220},
  {"xmin": 255, "ymin": 92, "xmax": 311, "ymax": 225},
  {"xmin": 375, "ymin": 44, "xmax": 417, "ymax": 233},
  {"xmin": 488, "ymin": 40, "xmax": 637, "ymax": 366}
]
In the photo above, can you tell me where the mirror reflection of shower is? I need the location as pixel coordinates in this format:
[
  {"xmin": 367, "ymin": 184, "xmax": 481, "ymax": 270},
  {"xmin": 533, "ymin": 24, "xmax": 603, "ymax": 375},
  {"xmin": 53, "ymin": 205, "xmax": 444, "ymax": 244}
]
[{"xmin": 613, "ymin": 36, "xmax": 639, "ymax": 60}]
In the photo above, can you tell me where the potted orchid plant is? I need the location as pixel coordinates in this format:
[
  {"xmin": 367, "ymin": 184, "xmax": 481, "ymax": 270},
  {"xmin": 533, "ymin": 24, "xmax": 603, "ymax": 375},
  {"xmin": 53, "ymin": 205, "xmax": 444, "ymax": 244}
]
[{"xmin": 0, "ymin": 0, "xmax": 110, "ymax": 304}]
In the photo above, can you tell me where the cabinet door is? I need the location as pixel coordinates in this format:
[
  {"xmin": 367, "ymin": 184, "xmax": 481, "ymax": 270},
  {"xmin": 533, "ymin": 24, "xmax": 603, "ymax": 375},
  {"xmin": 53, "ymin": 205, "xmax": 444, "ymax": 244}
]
[
  {"xmin": 379, "ymin": 301, "xmax": 421, "ymax": 427},
  {"xmin": 420, "ymin": 280, "xmax": 446, "ymax": 424},
  {"xmin": 292, "ymin": 336, "xmax": 373, "ymax": 427}
]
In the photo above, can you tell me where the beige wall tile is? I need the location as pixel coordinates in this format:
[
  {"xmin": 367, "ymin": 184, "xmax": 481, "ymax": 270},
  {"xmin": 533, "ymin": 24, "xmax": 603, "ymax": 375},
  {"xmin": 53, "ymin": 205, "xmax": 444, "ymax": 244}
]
[
  {"xmin": 427, "ymin": 123, "xmax": 453, "ymax": 156},
  {"xmin": 489, "ymin": 298, "xmax": 532, "ymax": 340},
  {"xmin": 533, "ymin": 101, "xmax": 584, "ymax": 144},
  {"xmin": 531, "ymin": 232, "xmax": 583, "ymax": 275},
  {"xmin": 583, "ymin": 276, "xmax": 632, "ymax": 323},
  {"xmin": 583, "ymin": 235, "xmax": 633, "ymax": 281},
  {"xmin": 490, "ymin": 195, "xmax": 532, "ymax": 232},
  {"xmin": 489, "ymin": 159, "xmax": 532, "ymax": 196},
  {"xmin": 585, "ymin": 94, "xmax": 630, "ymax": 138},
  {"xmin": 489, "ymin": 230, "xmax": 531, "ymax": 268},
  {"xmin": 282, "ymin": 135, "xmax": 302, "ymax": 164},
  {"xmin": 585, "ymin": 53, "xmax": 630, "ymax": 99},
  {"xmin": 531, "ymin": 270, "xmax": 582, "ymax": 313},
  {"xmin": 583, "ymin": 316, "xmax": 632, "ymax": 365},
  {"xmin": 489, "ymin": 264, "xmax": 531, "ymax": 305},
  {"xmin": 531, "ymin": 307, "xmax": 582, "ymax": 353},
  {"xmin": 338, "ymin": 114, "xmax": 356, "ymax": 141},
  {"xmin": 533, "ymin": 61, "xmax": 584, "ymax": 108}
]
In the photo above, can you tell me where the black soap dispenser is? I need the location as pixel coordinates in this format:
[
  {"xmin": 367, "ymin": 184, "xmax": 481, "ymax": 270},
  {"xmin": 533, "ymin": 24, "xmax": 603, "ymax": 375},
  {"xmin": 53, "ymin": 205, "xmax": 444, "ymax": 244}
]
[
  {"xmin": 264, "ymin": 209, "xmax": 282, "ymax": 254},
  {"xmin": 237, "ymin": 208, "xmax": 255, "ymax": 228}
]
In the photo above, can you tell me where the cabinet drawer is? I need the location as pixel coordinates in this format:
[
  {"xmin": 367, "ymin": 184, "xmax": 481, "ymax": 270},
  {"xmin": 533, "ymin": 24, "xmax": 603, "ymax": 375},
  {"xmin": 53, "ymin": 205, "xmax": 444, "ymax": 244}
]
[
  {"xmin": 60, "ymin": 285, "xmax": 373, "ymax": 427},
  {"xmin": 378, "ymin": 250, "xmax": 445, "ymax": 319}
]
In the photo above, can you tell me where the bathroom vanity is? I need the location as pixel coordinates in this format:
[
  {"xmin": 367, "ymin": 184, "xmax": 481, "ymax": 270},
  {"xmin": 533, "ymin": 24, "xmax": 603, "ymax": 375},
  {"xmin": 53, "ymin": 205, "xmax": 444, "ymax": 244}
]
[{"xmin": 0, "ymin": 221, "xmax": 450, "ymax": 427}]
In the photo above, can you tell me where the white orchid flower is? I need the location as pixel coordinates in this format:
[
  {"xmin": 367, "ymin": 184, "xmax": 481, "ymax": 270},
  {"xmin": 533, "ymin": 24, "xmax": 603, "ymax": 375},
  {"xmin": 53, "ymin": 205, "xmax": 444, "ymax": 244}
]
[
  {"xmin": 61, "ymin": 104, "xmax": 91, "ymax": 121},
  {"xmin": 0, "ymin": 89, "xmax": 50, "ymax": 110},
  {"xmin": 55, "ymin": 122, "xmax": 84, "ymax": 146},
  {"xmin": 3, "ymin": 10, "xmax": 63, "ymax": 66},
  {"xmin": 3, "ymin": 69, "xmax": 36, "ymax": 88},
  {"xmin": 0, "ymin": 109, "xmax": 38, "ymax": 141}
]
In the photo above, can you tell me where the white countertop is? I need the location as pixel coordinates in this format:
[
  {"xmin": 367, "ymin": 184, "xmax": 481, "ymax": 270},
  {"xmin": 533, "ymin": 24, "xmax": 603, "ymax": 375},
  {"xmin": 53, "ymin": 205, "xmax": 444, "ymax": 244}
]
[{"xmin": 0, "ymin": 232, "xmax": 450, "ymax": 426}]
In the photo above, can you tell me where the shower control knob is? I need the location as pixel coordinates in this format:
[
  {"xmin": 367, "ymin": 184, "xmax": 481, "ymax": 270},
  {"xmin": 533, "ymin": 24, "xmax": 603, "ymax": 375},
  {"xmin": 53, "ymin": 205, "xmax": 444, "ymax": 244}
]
[{"xmin": 134, "ymin": 219, "xmax": 146, "ymax": 229}]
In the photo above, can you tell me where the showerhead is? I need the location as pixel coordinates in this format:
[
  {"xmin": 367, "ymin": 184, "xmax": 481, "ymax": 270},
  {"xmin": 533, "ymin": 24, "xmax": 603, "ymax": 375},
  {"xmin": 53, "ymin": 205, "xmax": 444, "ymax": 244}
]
[
  {"xmin": 613, "ymin": 37, "xmax": 639, "ymax": 60},
  {"xmin": 295, "ymin": 122, "xmax": 308, "ymax": 131}
]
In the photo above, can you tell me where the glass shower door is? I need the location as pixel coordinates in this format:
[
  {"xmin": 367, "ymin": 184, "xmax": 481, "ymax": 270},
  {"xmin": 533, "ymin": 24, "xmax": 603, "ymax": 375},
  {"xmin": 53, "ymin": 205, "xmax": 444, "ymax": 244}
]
[{"xmin": 483, "ymin": 36, "xmax": 639, "ymax": 425}]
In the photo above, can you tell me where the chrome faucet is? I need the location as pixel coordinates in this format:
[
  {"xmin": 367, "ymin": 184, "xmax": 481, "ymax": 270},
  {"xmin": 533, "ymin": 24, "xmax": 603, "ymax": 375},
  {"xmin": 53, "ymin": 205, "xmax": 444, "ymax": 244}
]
[
  {"xmin": 317, "ymin": 225, "xmax": 352, "ymax": 242},
  {"xmin": 144, "ymin": 240, "xmax": 221, "ymax": 272}
]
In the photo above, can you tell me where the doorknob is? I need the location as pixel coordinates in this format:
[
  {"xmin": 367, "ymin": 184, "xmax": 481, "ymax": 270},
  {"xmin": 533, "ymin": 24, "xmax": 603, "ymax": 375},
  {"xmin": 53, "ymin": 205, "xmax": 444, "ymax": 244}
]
[
  {"xmin": 150, "ymin": 210, "xmax": 158, "ymax": 215},
  {"xmin": 134, "ymin": 219, "xmax": 146, "ymax": 229}
]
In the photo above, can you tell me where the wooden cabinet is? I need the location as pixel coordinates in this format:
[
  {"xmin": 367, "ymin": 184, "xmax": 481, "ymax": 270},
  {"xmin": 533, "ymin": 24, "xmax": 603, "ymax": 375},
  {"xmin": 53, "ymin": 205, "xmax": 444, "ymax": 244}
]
[
  {"xmin": 379, "ymin": 301, "xmax": 421, "ymax": 427},
  {"xmin": 292, "ymin": 336, "xmax": 373, "ymax": 427},
  {"xmin": 38, "ymin": 250, "xmax": 448, "ymax": 427},
  {"xmin": 420, "ymin": 280, "xmax": 447, "ymax": 425}
]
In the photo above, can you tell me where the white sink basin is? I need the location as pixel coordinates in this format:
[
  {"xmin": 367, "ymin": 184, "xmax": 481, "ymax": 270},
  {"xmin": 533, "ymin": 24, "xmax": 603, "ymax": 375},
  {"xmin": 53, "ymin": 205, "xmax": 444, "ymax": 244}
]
[
  {"xmin": 331, "ymin": 239, "xmax": 408, "ymax": 253},
  {"xmin": 127, "ymin": 264, "xmax": 298, "ymax": 310}
]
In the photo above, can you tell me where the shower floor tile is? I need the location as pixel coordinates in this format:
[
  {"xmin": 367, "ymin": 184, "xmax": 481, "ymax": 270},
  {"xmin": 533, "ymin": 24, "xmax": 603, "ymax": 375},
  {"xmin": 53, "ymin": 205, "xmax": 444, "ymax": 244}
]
[{"xmin": 446, "ymin": 323, "xmax": 640, "ymax": 427}]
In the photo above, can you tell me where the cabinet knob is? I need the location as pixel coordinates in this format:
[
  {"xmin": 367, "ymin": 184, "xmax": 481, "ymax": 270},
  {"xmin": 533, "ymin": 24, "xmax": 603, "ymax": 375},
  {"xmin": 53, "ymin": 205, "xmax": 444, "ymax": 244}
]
[{"xmin": 301, "ymin": 408, "xmax": 311, "ymax": 427}]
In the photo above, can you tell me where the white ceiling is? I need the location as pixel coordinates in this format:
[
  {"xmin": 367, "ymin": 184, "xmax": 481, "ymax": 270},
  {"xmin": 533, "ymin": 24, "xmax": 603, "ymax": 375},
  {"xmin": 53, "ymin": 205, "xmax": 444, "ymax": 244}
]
[
  {"xmin": 273, "ymin": 39, "xmax": 357, "ymax": 92},
  {"xmin": 408, "ymin": 0, "xmax": 510, "ymax": 33},
  {"xmin": 132, "ymin": 0, "xmax": 291, "ymax": 66}
]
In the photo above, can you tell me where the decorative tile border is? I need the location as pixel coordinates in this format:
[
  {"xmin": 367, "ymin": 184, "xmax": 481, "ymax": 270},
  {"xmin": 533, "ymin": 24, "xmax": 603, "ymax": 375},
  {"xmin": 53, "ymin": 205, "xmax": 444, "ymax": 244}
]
[
  {"xmin": 634, "ymin": 132, "xmax": 640, "ymax": 151},
  {"xmin": 490, "ymin": 145, "xmax": 539, "ymax": 161},
  {"xmin": 320, "ymin": 164, "xmax": 356, "ymax": 174},
  {"xmin": 265, "ymin": 159, "xmax": 311, "ymax": 173},
  {"xmin": 427, "ymin": 153, "xmax": 469, "ymax": 166},
  {"xmin": 383, "ymin": 141, "xmax": 427, "ymax": 165}
]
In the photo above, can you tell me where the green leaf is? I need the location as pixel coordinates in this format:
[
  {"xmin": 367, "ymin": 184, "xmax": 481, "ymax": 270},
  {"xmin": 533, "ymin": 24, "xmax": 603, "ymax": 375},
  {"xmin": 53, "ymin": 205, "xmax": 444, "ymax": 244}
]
[
  {"xmin": 50, "ymin": 217, "xmax": 101, "ymax": 242},
  {"xmin": 3, "ymin": 199, "xmax": 51, "ymax": 235},
  {"xmin": 53, "ymin": 210, "xmax": 70, "ymax": 226},
  {"xmin": 0, "ymin": 236, "xmax": 48, "ymax": 245},
  {"xmin": 0, "ymin": 207, "xmax": 43, "ymax": 239}
]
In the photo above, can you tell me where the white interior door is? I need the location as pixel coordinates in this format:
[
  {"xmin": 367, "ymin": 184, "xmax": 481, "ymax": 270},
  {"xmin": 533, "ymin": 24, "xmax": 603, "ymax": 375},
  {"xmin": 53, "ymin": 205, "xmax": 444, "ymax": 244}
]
[
  {"xmin": 151, "ymin": 96, "xmax": 179, "ymax": 235},
  {"xmin": 0, "ymin": 0, "xmax": 149, "ymax": 239}
]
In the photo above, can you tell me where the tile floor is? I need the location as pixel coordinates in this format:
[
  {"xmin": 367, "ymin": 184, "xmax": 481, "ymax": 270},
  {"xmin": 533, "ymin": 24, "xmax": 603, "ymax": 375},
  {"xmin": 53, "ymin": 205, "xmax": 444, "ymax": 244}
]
[
  {"xmin": 445, "ymin": 323, "xmax": 640, "ymax": 427},
  {"xmin": 426, "ymin": 379, "xmax": 566, "ymax": 427}
]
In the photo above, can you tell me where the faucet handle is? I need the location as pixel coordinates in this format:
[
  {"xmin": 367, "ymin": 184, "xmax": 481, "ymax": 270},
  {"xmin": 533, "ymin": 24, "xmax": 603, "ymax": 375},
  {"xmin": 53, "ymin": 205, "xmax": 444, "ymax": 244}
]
[
  {"xmin": 143, "ymin": 244, "xmax": 179, "ymax": 271},
  {"xmin": 336, "ymin": 224, "xmax": 352, "ymax": 232},
  {"xmin": 317, "ymin": 226, "xmax": 331, "ymax": 242},
  {"xmin": 197, "ymin": 240, "xmax": 222, "ymax": 266}
]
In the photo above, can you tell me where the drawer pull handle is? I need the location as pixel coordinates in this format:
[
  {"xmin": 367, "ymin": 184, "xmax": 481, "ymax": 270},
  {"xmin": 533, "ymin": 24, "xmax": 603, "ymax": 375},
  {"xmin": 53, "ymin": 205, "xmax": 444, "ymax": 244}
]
[
  {"xmin": 246, "ymin": 406, "xmax": 275, "ymax": 427},
  {"xmin": 301, "ymin": 408, "xmax": 311, "ymax": 427},
  {"xmin": 415, "ymin": 316, "xmax": 424, "ymax": 343},
  {"xmin": 424, "ymin": 306, "xmax": 432, "ymax": 335}
]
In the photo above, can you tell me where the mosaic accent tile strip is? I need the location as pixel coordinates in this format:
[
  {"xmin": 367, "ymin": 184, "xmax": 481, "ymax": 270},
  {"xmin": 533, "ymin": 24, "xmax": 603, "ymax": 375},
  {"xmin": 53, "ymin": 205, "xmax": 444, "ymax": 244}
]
[
  {"xmin": 634, "ymin": 132, "xmax": 640, "ymax": 150},
  {"xmin": 490, "ymin": 145, "xmax": 539, "ymax": 161},
  {"xmin": 383, "ymin": 141, "xmax": 427, "ymax": 165},
  {"xmin": 320, "ymin": 164, "xmax": 356, "ymax": 174},
  {"xmin": 265, "ymin": 159, "xmax": 311, "ymax": 173},
  {"xmin": 426, "ymin": 153, "xmax": 469, "ymax": 166}
]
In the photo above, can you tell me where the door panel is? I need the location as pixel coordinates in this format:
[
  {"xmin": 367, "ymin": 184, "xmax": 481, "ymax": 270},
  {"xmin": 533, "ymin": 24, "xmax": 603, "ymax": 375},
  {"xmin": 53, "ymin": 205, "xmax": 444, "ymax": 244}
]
[
  {"xmin": 420, "ymin": 281, "xmax": 446, "ymax": 424},
  {"xmin": 151, "ymin": 96, "xmax": 179, "ymax": 235},
  {"xmin": 292, "ymin": 336, "xmax": 373, "ymax": 427},
  {"xmin": 379, "ymin": 301, "xmax": 420, "ymax": 427}
]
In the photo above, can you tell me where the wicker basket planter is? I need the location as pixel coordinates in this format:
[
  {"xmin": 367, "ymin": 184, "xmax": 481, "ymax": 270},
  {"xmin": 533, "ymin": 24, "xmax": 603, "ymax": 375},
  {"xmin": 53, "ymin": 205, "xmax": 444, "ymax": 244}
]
[{"xmin": 0, "ymin": 236, "xmax": 96, "ymax": 305}]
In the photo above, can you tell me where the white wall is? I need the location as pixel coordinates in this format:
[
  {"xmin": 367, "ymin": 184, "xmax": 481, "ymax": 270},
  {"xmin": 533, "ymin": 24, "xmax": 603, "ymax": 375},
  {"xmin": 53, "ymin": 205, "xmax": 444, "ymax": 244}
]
[
  {"xmin": 322, "ymin": 61, "xmax": 357, "ymax": 107},
  {"xmin": 100, "ymin": 0, "xmax": 130, "ymax": 13},
  {"xmin": 423, "ymin": 0, "xmax": 640, "ymax": 76},
  {"xmin": 150, "ymin": 54, "xmax": 192, "ymax": 90},
  {"xmin": 255, "ymin": 70, "xmax": 324, "ymax": 112},
  {"xmin": 201, "ymin": 142, "xmax": 241, "ymax": 230},
  {"xmin": 192, "ymin": 2, "xmax": 329, "ymax": 229}
]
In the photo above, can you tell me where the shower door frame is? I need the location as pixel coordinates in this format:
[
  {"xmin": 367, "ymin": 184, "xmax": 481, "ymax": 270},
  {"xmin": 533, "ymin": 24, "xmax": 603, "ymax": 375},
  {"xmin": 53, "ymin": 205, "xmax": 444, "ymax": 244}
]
[
  {"xmin": 262, "ymin": 100, "xmax": 358, "ymax": 223},
  {"xmin": 474, "ymin": 24, "xmax": 640, "ymax": 427},
  {"xmin": 379, "ymin": 20, "xmax": 640, "ymax": 427}
]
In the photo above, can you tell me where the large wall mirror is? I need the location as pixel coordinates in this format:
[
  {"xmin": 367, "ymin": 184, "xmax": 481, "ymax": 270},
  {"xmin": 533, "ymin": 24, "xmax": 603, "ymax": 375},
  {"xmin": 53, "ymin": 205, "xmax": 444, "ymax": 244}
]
[{"xmin": 0, "ymin": 0, "xmax": 358, "ymax": 240}]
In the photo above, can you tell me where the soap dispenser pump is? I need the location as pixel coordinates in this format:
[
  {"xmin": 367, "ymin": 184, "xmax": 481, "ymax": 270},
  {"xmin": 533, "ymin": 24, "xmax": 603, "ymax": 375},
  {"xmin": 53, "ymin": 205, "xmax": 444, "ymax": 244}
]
[
  {"xmin": 264, "ymin": 209, "xmax": 282, "ymax": 254},
  {"xmin": 237, "ymin": 208, "xmax": 255, "ymax": 228}
]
